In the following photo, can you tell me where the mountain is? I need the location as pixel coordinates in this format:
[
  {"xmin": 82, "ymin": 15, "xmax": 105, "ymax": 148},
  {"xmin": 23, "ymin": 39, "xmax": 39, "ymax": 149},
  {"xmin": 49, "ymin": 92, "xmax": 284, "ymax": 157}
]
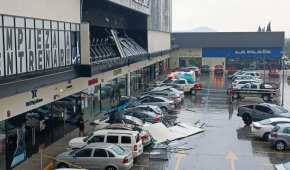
[{"xmin": 191, "ymin": 26, "xmax": 217, "ymax": 32}]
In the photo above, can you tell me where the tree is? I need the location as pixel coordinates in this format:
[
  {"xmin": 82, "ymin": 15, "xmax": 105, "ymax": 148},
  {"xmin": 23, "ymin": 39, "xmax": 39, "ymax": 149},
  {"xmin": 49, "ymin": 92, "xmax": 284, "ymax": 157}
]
[{"xmin": 266, "ymin": 22, "xmax": 272, "ymax": 32}]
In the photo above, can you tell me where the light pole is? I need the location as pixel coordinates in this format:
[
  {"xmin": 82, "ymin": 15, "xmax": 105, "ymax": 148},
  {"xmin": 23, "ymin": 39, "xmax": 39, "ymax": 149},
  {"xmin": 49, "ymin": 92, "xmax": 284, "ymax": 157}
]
[{"xmin": 281, "ymin": 55, "xmax": 288, "ymax": 106}]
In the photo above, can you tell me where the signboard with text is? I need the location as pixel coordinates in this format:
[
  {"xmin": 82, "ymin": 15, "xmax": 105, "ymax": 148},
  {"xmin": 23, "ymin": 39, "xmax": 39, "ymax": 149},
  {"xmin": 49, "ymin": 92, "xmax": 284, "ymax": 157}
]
[
  {"xmin": 0, "ymin": 14, "xmax": 80, "ymax": 78},
  {"xmin": 202, "ymin": 48, "xmax": 283, "ymax": 58}
]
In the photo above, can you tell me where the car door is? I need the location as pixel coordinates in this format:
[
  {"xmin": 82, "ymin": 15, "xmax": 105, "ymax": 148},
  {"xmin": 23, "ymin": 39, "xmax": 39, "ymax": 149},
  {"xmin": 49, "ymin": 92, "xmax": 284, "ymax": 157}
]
[
  {"xmin": 174, "ymin": 80, "xmax": 187, "ymax": 91},
  {"xmin": 120, "ymin": 135, "xmax": 133, "ymax": 152},
  {"xmin": 282, "ymin": 127, "xmax": 290, "ymax": 146},
  {"xmin": 73, "ymin": 148, "xmax": 94, "ymax": 169},
  {"xmin": 254, "ymin": 105, "xmax": 274, "ymax": 120},
  {"xmin": 92, "ymin": 149, "xmax": 109, "ymax": 170}
]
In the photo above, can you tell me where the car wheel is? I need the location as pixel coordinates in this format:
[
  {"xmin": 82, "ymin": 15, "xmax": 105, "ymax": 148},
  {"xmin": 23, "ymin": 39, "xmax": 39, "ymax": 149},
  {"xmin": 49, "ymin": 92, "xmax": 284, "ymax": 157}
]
[
  {"xmin": 275, "ymin": 141, "xmax": 286, "ymax": 151},
  {"xmin": 57, "ymin": 163, "xmax": 69, "ymax": 168},
  {"xmin": 263, "ymin": 132, "xmax": 270, "ymax": 141},
  {"xmin": 106, "ymin": 166, "xmax": 117, "ymax": 170},
  {"xmin": 242, "ymin": 114, "xmax": 252, "ymax": 126}
]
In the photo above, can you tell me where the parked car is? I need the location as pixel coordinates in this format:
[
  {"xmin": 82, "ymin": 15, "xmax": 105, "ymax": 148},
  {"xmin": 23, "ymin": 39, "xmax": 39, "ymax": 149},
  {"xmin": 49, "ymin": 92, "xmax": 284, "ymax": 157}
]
[
  {"xmin": 231, "ymin": 79, "xmax": 263, "ymax": 89},
  {"xmin": 232, "ymin": 71, "xmax": 261, "ymax": 80},
  {"xmin": 122, "ymin": 115, "xmax": 152, "ymax": 127},
  {"xmin": 128, "ymin": 105, "xmax": 163, "ymax": 116},
  {"xmin": 177, "ymin": 66, "xmax": 201, "ymax": 76},
  {"xmin": 138, "ymin": 95, "xmax": 175, "ymax": 112},
  {"xmin": 227, "ymin": 66, "xmax": 238, "ymax": 75},
  {"xmin": 237, "ymin": 103, "xmax": 290, "ymax": 125},
  {"xmin": 232, "ymin": 75, "xmax": 262, "ymax": 82},
  {"xmin": 124, "ymin": 109, "xmax": 161, "ymax": 124},
  {"xmin": 201, "ymin": 65, "xmax": 210, "ymax": 73},
  {"xmin": 104, "ymin": 124, "xmax": 152, "ymax": 147},
  {"xmin": 151, "ymin": 86, "xmax": 184, "ymax": 99},
  {"xmin": 228, "ymin": 70, "xmax": 245, "ymax": 79},
  {"xmin": 214, "ymin": 65, "xmax": 224, "ymax": 74},
  {"xmin": 270, "ymin": 124, "xmax": 290, "ymax": 151},
  {"xmin": 146, "ymin": 90, "xmax": 182, "ymax": 105},
  {"xmin": 56, "ymin": 143, "xmax": 133, "ymax": 170},
  {"xmin": 69, "ymin": 129, "xmax": 143, "ymax": 158},
  {"xmin": 251, "ymin": 118, "xmax": 290, "ymax": 141},
  {"xmin": 275, "ymin": 162, "xmax": 290, "ymax": 170}
]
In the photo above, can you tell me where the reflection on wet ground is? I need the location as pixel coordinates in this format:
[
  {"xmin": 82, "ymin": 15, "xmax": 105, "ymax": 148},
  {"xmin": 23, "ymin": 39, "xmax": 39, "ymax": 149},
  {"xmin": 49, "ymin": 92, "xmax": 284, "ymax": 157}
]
[{"xmin": 133, "ymin": 72, "xmax": 290, "ymax": 170}]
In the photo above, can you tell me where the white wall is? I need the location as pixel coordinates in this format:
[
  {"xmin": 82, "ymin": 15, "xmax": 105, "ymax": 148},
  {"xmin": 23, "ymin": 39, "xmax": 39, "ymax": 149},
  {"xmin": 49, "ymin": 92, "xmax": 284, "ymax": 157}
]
[
  {"xmin": 148, "ymin": 31, "xmax": 171, "ymax": 52},
  {"xmin": 0, "ymin": 0, "xmax": 80, "ymax": 23}
]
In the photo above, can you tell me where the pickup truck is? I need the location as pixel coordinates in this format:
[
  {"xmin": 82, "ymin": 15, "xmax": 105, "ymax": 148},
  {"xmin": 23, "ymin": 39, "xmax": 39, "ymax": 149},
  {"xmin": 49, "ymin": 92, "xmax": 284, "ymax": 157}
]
[
  {"xmin": 228, "ymin": 82, "xmax": 279, "ymax": 101},
  {"xmin": 237, "ymin": 103, "xmax": 290, "ymax": 125}
]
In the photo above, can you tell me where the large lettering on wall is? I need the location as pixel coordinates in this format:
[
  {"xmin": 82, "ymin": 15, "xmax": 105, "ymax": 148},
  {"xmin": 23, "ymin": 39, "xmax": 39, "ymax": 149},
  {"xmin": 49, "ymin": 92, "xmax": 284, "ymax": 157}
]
[
  {"xmin": 4, "ymin": 16, "xmax": 16, "ymax": 75},
  {"xmin": 16, "ymin": 18, "xmax": 27, "ymax": 74},
  {"xmin": 0, "ymin": 17, "xmax": 4, "ymax": 77},
  {"xmin": 0, "ymin": 15, "xmax": 80, "ymax": 78}
]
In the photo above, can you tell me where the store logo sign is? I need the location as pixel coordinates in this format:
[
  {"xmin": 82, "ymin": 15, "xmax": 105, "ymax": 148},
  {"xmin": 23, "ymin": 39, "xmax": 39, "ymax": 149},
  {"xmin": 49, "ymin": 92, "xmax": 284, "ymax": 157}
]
[{"xmin": 132, "ymin": 0, "xmax": 150, "ymax": 8}]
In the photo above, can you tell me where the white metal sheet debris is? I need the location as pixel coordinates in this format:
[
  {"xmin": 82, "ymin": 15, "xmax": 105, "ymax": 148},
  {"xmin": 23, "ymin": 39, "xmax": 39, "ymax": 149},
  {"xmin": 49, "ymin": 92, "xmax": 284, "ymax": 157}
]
[{"xmin": 144, "ymin": 123, "xmax": 204, "ymax": 143}]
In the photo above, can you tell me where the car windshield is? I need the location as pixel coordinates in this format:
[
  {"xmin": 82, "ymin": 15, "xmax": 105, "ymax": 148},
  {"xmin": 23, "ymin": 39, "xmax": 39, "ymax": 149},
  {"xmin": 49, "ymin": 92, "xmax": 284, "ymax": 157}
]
[
  {"xmin": 272, "ymin": 106, "xmax": 288, "ymax": 114},
  {"xmin": 111, "ymin": 145, "xmax": 126, "ymax": 155}
]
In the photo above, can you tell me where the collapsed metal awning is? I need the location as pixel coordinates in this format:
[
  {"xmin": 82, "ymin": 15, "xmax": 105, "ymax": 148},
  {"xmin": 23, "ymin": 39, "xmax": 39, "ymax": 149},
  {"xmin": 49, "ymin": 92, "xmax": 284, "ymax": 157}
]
[{"xmin": 143, "ymin": 123, "xmax": 204, "ymax": 144}]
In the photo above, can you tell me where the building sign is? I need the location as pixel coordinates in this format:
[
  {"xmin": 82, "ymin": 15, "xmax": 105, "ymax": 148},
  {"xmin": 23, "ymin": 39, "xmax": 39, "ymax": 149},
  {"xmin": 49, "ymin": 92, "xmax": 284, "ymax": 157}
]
[
  {"xmin": 0, "ymin": 14, "xmax": 81, "ymax": 78},
  {"xmin": 108, "ymin": 0, "xmax": 151, "ymax": 15},
  {"xmin": 202, "ymin": 48, "xmax": 283, "ymax": 58}
]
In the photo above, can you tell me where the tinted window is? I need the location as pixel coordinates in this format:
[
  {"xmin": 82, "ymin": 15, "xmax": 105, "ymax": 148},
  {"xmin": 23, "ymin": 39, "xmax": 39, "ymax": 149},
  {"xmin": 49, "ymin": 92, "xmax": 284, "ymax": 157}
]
[
  {"xmin": 89, "ymin": 136, "xmax": 105, "ymax": 143},
  {"xmin": 283, "ymin": 127, "xmax": 290, "ymax": 134},
  {"xmin": 107, "ymin": 136, "xmax": 119, "ymax": 144},
  {"xmin": 255, "ymin": 106, "xmax": 272, "ymax": 114},
  {"xmin": 107, "ymin": 151, "xmax": 115, "ymax": 157},
  {"xmin": 152, "ymin": 98, "xmax": 163, "ymax": 102},
  {"xmin": 251, "ymin": 84, "xmax": 258, "ymax": 89},
  {"xmin": 75, "ymin": 148, "xmax": 92, "ymax": 157},
  {"xmin": 93, "ymin": 149, "xmax": 107, "ymax": 157},
  {"xmin": 175, "ymin": 80, "xmax": 186, "ymax": 84},
  {"xmin": 121, "ymin": 136, "xmax": 131, "ymax": 144}
]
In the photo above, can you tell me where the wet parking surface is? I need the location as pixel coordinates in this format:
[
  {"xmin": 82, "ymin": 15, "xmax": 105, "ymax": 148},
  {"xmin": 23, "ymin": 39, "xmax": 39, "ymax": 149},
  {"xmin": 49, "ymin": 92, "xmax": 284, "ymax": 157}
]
[{"xmin": 133, "ymin": 72, "xmax": 290, "ymax": 170}]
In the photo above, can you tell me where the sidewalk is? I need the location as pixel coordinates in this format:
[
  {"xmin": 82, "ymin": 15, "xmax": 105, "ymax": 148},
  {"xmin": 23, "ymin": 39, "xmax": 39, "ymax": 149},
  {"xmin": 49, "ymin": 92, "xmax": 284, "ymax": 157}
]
[{"xmin": 14, "ymin": 122, "xmax": 105, "ymax": 170}]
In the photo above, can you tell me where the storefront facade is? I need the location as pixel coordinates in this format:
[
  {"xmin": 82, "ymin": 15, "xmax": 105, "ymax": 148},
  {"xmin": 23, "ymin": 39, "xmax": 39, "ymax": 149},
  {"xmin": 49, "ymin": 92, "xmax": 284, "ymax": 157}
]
[
  {"xmin": 171, "ymin": 32, "xmax": 285, "ymax": 70},
  {"xmin": 0, "ymin": 0, "xmax": 173, "ymax": 169}
]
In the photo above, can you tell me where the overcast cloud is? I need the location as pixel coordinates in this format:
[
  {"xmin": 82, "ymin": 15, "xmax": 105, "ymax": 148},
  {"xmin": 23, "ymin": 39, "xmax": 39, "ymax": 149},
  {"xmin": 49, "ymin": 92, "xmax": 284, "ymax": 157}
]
[{"xmin": 173, "ymin": 0, "xmax": 289, "ymax": 37}]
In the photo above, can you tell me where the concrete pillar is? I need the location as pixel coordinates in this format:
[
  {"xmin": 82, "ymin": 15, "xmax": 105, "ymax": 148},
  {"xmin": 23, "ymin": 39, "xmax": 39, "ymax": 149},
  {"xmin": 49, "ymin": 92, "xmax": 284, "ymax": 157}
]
[
  {"xmin": 80, "ymin": 23, "xmax": 90, "ymax": 65},
  {"xmin": 126, "ymin": 73, "xmax": 131, "ymax": 96}
]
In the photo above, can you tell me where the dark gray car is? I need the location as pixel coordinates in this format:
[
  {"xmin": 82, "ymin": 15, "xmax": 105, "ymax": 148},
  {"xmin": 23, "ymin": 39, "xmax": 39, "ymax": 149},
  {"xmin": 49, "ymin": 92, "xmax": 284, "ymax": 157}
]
[{"xmin": 237, "ymin": 103, "xmax": 290, "ymax": 125}]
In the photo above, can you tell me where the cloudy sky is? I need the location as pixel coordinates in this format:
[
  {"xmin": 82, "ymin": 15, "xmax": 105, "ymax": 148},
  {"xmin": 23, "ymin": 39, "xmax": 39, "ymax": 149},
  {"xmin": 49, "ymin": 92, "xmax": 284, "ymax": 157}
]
[{"xmin": 172, "ymin": 0, "xmax": 289, "ymax": 37}]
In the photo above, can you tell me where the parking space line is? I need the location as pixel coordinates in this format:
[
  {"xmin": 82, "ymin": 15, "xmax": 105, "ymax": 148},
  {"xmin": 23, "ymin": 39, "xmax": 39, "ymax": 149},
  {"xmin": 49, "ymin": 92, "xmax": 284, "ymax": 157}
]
[{"xmin": 254, "ymin": 150, "xmax": 290, "ymax": 155}]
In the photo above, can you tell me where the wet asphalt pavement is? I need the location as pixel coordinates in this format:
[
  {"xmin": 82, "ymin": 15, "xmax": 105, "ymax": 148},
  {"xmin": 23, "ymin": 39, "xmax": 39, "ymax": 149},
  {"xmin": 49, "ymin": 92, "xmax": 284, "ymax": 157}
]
[{"xmin": 133, "ymin": 72, "xmax": 290, "ymax": 170}]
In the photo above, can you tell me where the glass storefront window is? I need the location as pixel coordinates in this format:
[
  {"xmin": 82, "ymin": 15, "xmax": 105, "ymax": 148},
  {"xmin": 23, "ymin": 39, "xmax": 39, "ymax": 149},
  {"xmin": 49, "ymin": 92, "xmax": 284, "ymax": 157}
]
[{"xmin": 0, "ymin": 121, "xmax": 6, "ymax": 170}]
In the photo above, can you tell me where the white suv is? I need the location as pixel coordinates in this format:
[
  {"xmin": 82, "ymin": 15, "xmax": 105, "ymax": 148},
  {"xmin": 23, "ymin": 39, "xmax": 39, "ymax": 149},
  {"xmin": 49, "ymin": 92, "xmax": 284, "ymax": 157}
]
[{"xmin": 69, "ymin": 129, "xmax": 143, "ymax": 158}]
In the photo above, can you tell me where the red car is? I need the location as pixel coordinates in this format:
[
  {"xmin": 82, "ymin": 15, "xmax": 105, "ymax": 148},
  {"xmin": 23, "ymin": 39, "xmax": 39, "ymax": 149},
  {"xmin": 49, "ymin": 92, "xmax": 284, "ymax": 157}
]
[
  {"xmin": 227, "ymin": 66, "xmax": 238, "ymax": 75},
  {"xmin": 214, "ymin": 65, "xmax": 224, "ymax": 74}
]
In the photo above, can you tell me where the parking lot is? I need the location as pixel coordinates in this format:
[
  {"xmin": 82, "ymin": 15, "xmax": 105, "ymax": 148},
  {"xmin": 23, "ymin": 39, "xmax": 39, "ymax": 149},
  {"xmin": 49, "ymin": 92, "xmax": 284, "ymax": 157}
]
[{"xmin": 132, "ymin": 72, "xmax": 290, "ymax": 170}]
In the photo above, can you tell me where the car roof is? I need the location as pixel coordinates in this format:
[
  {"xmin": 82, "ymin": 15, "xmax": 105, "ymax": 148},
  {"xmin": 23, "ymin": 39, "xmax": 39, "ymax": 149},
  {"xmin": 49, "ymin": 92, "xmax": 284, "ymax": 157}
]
[
  {"xmin": 276, "ymin": 123, "xmax": 290, "ymax": 128},
  {"xmin": 93, "ymin": 129, "xmax": 139, "ymax": 135},
  {"xmin": 152, "ymin": 86, "xmax": 171, "ymax": 91},
  {"xmin": 269, "ymin": 117, "xmax": 290, "ymax": 123},
  {"xmin": 259, "ymin": 103, "xmax": 279, "ymax": 108}
]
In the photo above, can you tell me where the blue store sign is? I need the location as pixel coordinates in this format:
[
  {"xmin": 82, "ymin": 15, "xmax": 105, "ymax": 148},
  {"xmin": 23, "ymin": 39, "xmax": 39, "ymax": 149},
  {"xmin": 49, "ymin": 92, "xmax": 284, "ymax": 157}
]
[{"xmin": 202, "ymin": 48, "xmax": 283, "ymax": 58}]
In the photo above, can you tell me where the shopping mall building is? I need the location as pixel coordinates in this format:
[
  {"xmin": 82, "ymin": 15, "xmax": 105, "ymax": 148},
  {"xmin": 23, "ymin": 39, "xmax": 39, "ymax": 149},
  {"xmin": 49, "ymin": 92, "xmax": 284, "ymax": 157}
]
[
  {"xmin": 0, "ymin": 0, "xmax": 172, "ymax": 169},
  {"xmin": 170, "ymin": 32, "xmax": 285, "ymax": 70}
]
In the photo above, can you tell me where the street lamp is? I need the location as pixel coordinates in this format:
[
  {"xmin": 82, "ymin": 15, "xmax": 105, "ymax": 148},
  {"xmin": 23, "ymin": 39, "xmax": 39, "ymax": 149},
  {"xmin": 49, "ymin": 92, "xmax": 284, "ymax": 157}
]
[{"xmin": 281, "ymin": 55, "xmax": 288, "ymax": 106}]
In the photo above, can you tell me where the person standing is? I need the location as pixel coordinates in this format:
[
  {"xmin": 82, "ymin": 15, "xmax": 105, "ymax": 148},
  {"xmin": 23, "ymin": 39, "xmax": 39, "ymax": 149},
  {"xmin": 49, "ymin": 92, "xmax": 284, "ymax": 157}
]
[{"xmin": 78, "ymin": 113, "xmax": 85, "ymax": 137}]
